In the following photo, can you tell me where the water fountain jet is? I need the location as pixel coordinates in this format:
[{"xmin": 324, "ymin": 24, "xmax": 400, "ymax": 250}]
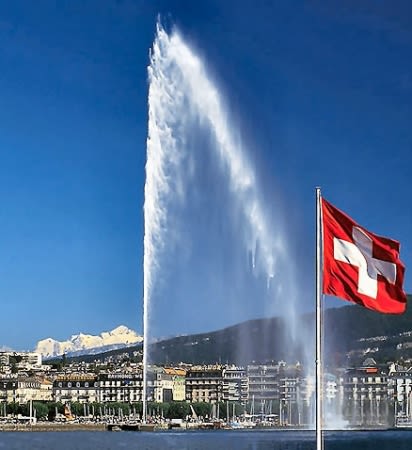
[{"xmin": 143, "ymin": 20, "xmax": 307, "ymax": 422}]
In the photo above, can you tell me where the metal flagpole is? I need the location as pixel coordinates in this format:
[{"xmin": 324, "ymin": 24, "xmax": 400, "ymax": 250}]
[{"xmin": 316, "ymin": 187, "xmax": 324, "ymax": 450}]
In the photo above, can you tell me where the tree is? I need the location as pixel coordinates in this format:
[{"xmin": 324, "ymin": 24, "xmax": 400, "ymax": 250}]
[
  {"xmin": 6, "ymin": 403, "xmax": 19, "ymax": 416},
  {"xmin": 192, "ymin": 402, "xmax": 212, "ymax": 419},
  {"xmin": 167, "ymin": 401, "xmax": 191, "ymax": 419},
  {"xmin": 33, "ymin": 402, "xmax": 49, "ymax": 419},
  {"xmin": 89, "ymin": 402, "xmax": 102, "ymax": 417},
  {"xmin": 70, "ymin": 402, "xmax": 84, "ymax": 417},
  {"xmin": 47, "ymin": 402, "xmax": 64, "ymax": 421},
  {"xmin": 131, "ymin": 402, "xmax": 143, "ymax": 417}
]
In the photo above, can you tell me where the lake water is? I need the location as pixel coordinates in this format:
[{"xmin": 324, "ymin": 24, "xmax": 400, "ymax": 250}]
[{"xmin": 0, "ymin": 430, "xmax": 412, "ymax": 450}]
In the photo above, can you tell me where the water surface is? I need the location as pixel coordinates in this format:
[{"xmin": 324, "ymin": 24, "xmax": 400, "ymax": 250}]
[{"xmin": 1, "ymin": 430, "xmax": 412, "ymax": 450}]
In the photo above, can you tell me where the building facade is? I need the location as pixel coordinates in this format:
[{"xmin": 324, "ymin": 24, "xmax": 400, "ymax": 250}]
[
  {"xmin": 222, "ymin": 365, "xmax": 248, "ymax": 404},
  {"xmin": 185, "ymin": 365, "xmax": 224, "ymax": 404},
  {"xmin": 388, "ymin": 363, "xmax": 412, "ymax": 426},
  {"xmin": 98, "ymin": 373, "xmax": 143, "ymax": 403},
  {"xmin": 53, "ymin": 374, "xmax": 99, "ymax": 404},
  {"xmin": 342, "ymin": 364, "xmax": 389, "ymax": 427}
]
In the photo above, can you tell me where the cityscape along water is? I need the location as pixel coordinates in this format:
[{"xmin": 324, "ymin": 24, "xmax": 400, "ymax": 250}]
[{"xmin": 3, "ymin": 340, "xmax": 412, "ymax": 431}]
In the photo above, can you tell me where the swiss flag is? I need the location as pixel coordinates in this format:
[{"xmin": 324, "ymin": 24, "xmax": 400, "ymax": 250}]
[{"xmin": 322, "ymin": 198, "xmax": 406, "ymax": 314}]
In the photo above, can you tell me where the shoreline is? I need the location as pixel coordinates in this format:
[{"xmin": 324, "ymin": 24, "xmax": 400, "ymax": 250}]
[
  {"xmin": 0, "ymin": 423, "xmax": 107, "ymax": 432},
  {"xmin": 0, "ymin": 422, "xmax": 408, "ymax": 433}
]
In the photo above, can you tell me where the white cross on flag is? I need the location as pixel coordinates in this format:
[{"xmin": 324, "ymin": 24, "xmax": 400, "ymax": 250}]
[{"xmin": 322, "ymin": 198, "xmax": 406, "ymax": 314}]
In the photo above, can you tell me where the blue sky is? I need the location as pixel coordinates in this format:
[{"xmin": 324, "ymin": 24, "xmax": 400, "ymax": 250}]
[{"xmin": 0, "ymin": 1, "xmax": 410, "ymax": 350}]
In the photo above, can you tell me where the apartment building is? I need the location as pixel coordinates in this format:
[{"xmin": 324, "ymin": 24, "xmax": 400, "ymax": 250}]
[
  {"xmin": 0, "ymin": 352, "xmax": 42, "ymax": 372},
  {"xmin": 98, "ymin": 373, "xmax": 143, "ymax": 403},
  {"xmin": 53, "ymin": 374, "xmax": 99, "ymax": 404},
  {"xmin": 388, "ymin": 362, "xmax": 412, "ymax": 426},
  {"xmin": 185, "ymin": 365, "xmax": 224, "ymax": 404},
  {"xmin": 247, "ymin": 364, "xmax": 279, "ymax": 405},
  {"xmin": 163, "ymin": 367, "xmax": 186, "ymax": 401},
  {"xmin": 0, "ymin": 375, "xmax": 53, "ymax": 405},
  {"xmin": 222, "ymin": 365, "xmax": 248, "ymax": 404},
  {"xmin": 342, "ymin": 362, "xmax": 389, "ymax": 426}
]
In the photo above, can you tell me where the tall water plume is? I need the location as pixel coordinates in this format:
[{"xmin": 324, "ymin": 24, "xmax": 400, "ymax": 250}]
[{"xmin": 143, "ymin": 21, "xmax": 306, "ymax": 419}]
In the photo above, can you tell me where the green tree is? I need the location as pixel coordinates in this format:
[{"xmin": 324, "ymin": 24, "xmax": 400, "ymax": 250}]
[
  {"xmin": 89, "ymin": 402, "xmax": 102, "ymax": 416},
  {"xmin": 33, "ymin": 402, "xmax": 49, "ymax": 419},
  {"xmin": 46, "ymin": 402, "xmax": 64, "ymax": 421},
  {"xmin": 70, "ymin": 402, "xmax": 85, "ymax": 417},
  {"xmin": 157, "ymin": 402, "xmax": 170, "ymax": 418},
  {"xmin": 133, "ymin": 402, "xmax": 143, "ymax": 417},
  {"xmin": 105, "ymin": 402, "xmax": 131, "ymax": 417},
  {"xmin": 18, "ymin": 403, "xmax": 30, "ymax": 416},
  {"xmin": 166, "ymin": 401, "xmax": 190, "ymax": 419},
  {"xmin": 6, "ymin": 403, "xmax": 19, "ymax": 416},
  {"xmin": 192, "ymin": 402, "xmax": 212, "ymax": 419}
]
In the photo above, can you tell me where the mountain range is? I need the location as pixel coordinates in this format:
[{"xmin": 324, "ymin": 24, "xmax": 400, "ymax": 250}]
[{"xmin": 35, "ymin": 325, "xmax": 143, "ymax": 358}]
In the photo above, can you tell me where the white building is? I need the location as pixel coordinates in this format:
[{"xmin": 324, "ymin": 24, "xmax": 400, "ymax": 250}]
[
  {"xmin": 53, "ymin": 374, "xmax": 99, "ymax": 404},
  {"xmin": 0, "ymin": 352, "xmax": 42, "ymax": 372}
]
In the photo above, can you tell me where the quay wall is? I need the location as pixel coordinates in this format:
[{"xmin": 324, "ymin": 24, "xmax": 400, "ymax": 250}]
[{"xmin": 0, "ymin": 423, "xmax": 106, "ymax": 432}]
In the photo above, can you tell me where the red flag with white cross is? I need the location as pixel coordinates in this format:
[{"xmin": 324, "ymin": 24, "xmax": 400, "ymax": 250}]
[{"xmin": 322, "ymin": 198, "xmax": 406, "ymax": 314}]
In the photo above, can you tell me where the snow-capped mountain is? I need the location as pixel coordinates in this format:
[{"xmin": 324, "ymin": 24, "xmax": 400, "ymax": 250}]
[{"xmin": 35, "ymin": 325, "xmax": 143, "ymax": 358}]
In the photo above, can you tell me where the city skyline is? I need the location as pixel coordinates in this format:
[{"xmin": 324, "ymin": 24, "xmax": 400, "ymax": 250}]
[{"xmin": 0, "ymin": 1, "xmax": 410, "ymax": 350}]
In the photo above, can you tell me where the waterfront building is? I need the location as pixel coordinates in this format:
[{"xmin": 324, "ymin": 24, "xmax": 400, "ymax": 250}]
[
  {"xmin": 185, "ymin": 365, "xmax": 224, "ymax": 404},
  {"xmin": 247, "ymin": 364, "xmax": 279, "ymax": 413},
  {"xmin": 0, "ymin": 376, "xmax": 18, "ymax": 408},
  {"xmin": 53, "ymin": 374, "xmax": 99, "ymax": 404},
  {"xmin": 0, "ymin": 375, "xmax": 53, "ymax": 405},
  {"xmin": 33, "ymin": 377, "xmax": 53, "ymax": 402},
  {"xmin": 98, "ymin": 373, "xmax": 143, "ymax": 403},
  {"xmin": 153, "ymin": 368, "xmax": 174, "ymax": 403},
  {"xmin": 278, "ymin": 363, "xmax": 302, "ymax": 426},
  {"xmin": 163, "ymin": 367, "xmax": 186, "ymax": 401},
  {"xmin": 16, "ymin": 377, "xmax": 43, "ymax": 404},
  {"xmin": 222, "ymin": 365, "xmax": 248, "ymax": 404},
  {"xmin": 342, "ymin": 361, "xmax": 389, "ymax": 427},
  {"xmin": 387, "ymin": 363, "xmax": 412, "ymax": 426}
]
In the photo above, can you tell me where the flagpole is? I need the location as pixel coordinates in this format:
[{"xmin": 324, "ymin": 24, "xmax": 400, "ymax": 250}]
[{"xmin": 316, "ymin": 187, "xmax": 324, "ymax": 450}]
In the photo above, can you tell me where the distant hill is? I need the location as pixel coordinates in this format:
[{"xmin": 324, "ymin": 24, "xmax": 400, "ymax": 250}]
[
  {"xmin": 148, "ymin": 294, "xmax": 412, "ymax": 366},
  {"xmin": 65, "ymin": 295, "xmax": 411, "ymax": 367}
]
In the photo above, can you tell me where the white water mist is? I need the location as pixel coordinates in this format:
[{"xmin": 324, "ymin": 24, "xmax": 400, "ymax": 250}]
[{"xmin": 143, "ymin": 21, "xmax": 303, "ymax": 420}]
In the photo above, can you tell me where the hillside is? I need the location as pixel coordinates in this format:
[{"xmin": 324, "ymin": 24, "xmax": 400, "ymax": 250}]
[{"xmin": 65, "ymin": 295, "xmax": 411, "ymax": 367}]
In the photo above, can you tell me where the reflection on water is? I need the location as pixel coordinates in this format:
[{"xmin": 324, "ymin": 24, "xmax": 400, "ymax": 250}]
[{"xmin": 1, "ymin": 430, "xmax": 412, "ymax": 450}]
